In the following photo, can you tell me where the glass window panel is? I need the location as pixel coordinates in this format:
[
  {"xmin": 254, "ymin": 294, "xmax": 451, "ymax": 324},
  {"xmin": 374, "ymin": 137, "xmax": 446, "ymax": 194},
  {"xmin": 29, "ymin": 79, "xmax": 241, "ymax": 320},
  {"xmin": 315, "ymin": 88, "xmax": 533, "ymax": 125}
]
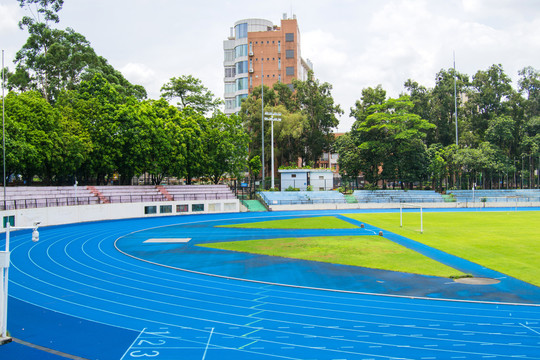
[
  {"xmin": 236, "ymin": 61, "xmax": 248, "ymax": 74},
  {"xmin": 192, "ymin": 204, "xmax": 204, "ymax": 212},
  {"xmin": 286, "ymin": 66, "xmax": 295, "ymax": 76},
  {"xmin": 144, "ymin": 206, "xmax": 157, "ymax": 214},
  {"xmin": 224, "ymin": 49, "xmax": 234, "ymax": 62},
  {"xmin": 225, "ymin": 83, "xmax": 236, "ymax": 94},
  {"xmin": 285, "ymin": 33, "xmax": 294, "ymax": 42},
  {"xmin": 235, "ymin": 23, "xmax": 247, "ymax": 39},
  {"xmin": 235, "ymin": 44, "xmax": 247, "ymax": 58},
  {"xmin": 225, "ymin": 99, "xmax": 235, "ymax": 109},
  {"xmin": 160, "ymin": 205, "xmax": 172, "ymax": 214},
  {"xmin": 225, "ymin": 67, "xmax": 236, "ymax": 78},
  {"xmin": 176, "ymin": 204, "xmax": 188, "ymax": 213},
  {"xmin": 236, "ymin": 94, "xmax": 248, "ymax": 108},
  {"xmin": 286, "ymin": 49, "xmax": 294, "ymax": 59},
  {"xmin": 236, "ymin": 77, "xmax": 248, "ymax": 91}
]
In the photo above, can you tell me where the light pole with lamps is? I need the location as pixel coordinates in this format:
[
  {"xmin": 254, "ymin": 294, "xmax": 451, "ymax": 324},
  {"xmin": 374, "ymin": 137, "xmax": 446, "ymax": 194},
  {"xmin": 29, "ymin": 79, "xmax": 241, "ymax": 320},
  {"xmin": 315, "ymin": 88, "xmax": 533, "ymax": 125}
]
[
  {"xmin": 264, "ymin": 112, "xmax": 282, "ymax": 190},
  {"xmin": 1, "ymin": 222, "xmax": 40, "ymax": 344}
]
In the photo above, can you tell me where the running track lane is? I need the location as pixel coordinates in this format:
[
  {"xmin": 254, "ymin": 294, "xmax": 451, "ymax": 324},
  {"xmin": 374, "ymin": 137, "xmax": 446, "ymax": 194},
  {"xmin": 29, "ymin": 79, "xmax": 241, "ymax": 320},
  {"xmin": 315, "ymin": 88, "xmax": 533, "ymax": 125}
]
[{"xmin": 1, "ymin": 210, "xmax": 540, "ymax": 359}]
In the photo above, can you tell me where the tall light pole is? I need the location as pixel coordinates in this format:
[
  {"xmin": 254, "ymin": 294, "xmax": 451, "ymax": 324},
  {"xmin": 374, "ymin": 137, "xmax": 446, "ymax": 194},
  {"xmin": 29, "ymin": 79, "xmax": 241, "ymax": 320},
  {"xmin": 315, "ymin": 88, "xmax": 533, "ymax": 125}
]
[
  {"xmin": 453, "ymin": 51, "xmax": 458, "ymax": 147},
  {"xmin": 260, "ymin": 59, "xmax": 265, "ymax": 190},
  {"xmin": 1, "ymin": 222, "xmax": 40, "ymax": 343},
  {"xmin": 264, "ymin": 112, "xmax": 282, "ymax": 189},
  {"xmin": 2, "ymin": 50, "xmax": 6, "ymax": 211}
]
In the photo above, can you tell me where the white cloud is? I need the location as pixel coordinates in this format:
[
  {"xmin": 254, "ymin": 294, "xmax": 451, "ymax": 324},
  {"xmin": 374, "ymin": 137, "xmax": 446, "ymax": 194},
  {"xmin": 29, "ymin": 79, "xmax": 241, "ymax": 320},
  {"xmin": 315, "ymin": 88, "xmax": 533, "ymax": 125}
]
[
  {"xmin": 120, "ymin": 62, "xmax": 163, "ymax": 99},
  {"xmin": 0, "ymin": 3, "xmax": 20, "ymax": 32},
  {"xmin": 1, "ymin": 0, "xmax": 540, "ymax": 132}
]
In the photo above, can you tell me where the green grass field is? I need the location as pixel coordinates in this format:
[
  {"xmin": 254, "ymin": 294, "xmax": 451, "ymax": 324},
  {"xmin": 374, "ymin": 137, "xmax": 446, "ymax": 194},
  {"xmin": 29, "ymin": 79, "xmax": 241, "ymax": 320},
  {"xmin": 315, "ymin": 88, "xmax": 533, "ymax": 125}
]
[
  {"xmin": 345, "ymin": 211, "xmax": 540, "ymax": 286},
  {"xmin": 218, "ymin": 216, "xmax": 359, "ymax": 229},
  {"xmin": 199, "ymin": 234, "xmax": 465, "ymax": 277}
]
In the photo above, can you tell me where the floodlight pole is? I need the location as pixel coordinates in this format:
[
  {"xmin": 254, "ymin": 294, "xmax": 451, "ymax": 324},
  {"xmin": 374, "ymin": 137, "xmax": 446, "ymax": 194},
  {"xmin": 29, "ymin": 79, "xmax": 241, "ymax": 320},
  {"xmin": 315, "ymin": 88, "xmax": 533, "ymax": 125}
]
[
  {"xmin": 261, "ymin": 59, "xmax": 265, "ymax": 190},
  {"xmin": 2, "ymin": 49, "xmax": 5, "ymax": 211},
  {"xmin": 264, "ymin": 112, "xmax": 282, "ymax": 189},
  {"xmin": 453, "ymin": 51, "xmax": 458, "ymax": 147},
  {"xmin": 1, "ymin": 222, "xmax": 40, "ymax": 342}
]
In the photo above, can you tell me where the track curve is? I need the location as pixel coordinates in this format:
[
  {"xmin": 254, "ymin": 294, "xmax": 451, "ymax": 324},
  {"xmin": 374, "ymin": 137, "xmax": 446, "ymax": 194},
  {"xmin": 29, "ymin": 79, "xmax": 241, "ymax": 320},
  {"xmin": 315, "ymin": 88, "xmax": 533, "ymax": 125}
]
[{"xmin": 3, "ymin": 211, "xmax": 540, "ymax": 360}]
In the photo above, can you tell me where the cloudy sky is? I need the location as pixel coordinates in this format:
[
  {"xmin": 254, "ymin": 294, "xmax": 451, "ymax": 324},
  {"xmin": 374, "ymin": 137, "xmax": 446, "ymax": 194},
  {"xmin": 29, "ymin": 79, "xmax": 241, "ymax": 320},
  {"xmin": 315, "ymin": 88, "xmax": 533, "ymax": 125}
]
[{"xmin": 1, "ymin": 0, "xmax": 539, "ymax": 131}]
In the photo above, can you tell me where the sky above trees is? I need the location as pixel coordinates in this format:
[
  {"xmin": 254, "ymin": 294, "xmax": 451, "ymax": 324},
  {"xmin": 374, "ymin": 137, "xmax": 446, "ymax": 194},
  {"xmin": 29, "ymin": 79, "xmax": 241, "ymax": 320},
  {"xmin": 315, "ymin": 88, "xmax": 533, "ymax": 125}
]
[{"xmin": 1, "ymin": 0, "xmax": 539, "ymax": 131}]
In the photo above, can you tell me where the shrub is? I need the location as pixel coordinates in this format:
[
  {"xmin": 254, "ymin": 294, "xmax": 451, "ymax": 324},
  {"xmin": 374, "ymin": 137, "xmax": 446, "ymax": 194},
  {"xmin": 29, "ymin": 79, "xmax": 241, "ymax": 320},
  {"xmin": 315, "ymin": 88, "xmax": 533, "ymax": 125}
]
[{"xmin": 285, "ymin": 186, "xmax": 300, "ymax": 191}]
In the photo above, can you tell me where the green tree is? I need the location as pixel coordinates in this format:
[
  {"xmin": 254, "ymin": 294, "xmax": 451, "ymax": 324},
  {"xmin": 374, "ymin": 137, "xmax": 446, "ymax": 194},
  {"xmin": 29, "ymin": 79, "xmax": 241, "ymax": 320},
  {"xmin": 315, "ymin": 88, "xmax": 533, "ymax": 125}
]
[
  {"xmin": 3, "ymin": 91, "xmax": 65, "ymax": 183},
  {"xmin": 335, "ymin": 133, "xmax": 363, "ymax": 187},
  {"xmin": 352, "ymin": 96, "xmax": 434, "ymax": 187},
  {"xmin": 160, "ymin": 75, "xmax": 221, "ymax": 113},
  {"xmin": 350, "ymin": 85, "xmax": 386, "ymax": 125},
  {"xmin": 293, "ymin": 70, "xmax": 343, "ymax": 164},
  {"xmin": 466, "ymin": 64, "xmax": 513, "ymax": 142},
  {"xmin": 248, "ymin": 155, "xmax": 262, "ymax": 181},
  {"xmin": 175, "ymin": 108, "xmax": 205, "ymax": 184},
  {"xmin": 201, "ymin": 112, "xmax": 249, "ymax": 184}
]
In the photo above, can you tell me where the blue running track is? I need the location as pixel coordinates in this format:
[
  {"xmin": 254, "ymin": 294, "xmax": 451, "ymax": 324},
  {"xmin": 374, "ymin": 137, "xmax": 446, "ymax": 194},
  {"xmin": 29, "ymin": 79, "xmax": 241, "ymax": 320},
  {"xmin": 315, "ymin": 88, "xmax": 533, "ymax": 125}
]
[{"xmin": 1, "ymin": 209, "xmax": 539, "ymax": 359}]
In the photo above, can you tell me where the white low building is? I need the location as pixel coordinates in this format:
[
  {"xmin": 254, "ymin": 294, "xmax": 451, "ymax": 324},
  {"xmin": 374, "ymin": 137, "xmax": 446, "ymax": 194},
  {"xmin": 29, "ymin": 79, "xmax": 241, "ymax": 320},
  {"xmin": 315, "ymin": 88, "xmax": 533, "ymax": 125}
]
[{"xmin": 279, "ymin": 169, "xmax": 334, "ymax": 191}]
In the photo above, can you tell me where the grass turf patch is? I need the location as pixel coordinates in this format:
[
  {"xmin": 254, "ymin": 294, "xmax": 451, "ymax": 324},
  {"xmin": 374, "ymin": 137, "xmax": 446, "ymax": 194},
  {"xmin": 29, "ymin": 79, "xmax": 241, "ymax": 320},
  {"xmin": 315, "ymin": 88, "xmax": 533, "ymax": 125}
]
[
  {"xmin": 345, "ymin": 211, "xmax": 540, "ymax": 286},
  {"xmin": 199, "ymin": 236, "xmax": 464, "ymax": 278},
  {"xmin": 218, "ymin": 216, "xmax": 358, "ymax": 229}
]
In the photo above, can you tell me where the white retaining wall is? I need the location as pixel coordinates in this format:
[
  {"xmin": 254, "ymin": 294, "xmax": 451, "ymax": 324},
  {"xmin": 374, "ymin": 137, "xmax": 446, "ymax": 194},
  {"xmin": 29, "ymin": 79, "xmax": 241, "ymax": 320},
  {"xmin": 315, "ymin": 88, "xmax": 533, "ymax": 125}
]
[
  {"xmin": 0, "ymin": 199, "xmax": 240, "ymax": 233},
  {"xmin": 269, "ymin": 201, "xmax": 540, "ymax": 212}
]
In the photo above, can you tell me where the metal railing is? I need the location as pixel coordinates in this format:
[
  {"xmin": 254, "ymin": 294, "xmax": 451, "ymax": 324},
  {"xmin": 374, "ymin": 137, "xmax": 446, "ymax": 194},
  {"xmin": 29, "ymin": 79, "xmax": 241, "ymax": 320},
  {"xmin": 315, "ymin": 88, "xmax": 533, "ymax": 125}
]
[{"xmin": 1, "ymin": 192, "xmax": 237, "ymax": 210}]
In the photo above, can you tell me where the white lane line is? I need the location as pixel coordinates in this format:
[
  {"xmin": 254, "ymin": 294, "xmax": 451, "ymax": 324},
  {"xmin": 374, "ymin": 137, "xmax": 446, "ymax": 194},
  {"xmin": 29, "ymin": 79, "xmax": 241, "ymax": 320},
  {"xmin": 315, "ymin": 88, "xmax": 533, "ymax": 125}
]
[{"xmin": 201, "ymin": 327, "xmax": 214, "ymax": 360}]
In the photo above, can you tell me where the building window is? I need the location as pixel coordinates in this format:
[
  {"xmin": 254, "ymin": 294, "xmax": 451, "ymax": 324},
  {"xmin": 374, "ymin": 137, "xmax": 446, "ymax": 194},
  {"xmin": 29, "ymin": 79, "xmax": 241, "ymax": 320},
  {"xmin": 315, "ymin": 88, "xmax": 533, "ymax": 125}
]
[
  {"xmin": 235, "ymin": 23, "xmax": 247, "ymax": 39},
  {"xmin": 278, "ymin": 41, "xmax": 281, "ymax": 52},
  {"xmin": 236, "ymin": 94, "xmax": 248, "ymax": 107},
  {"xmin": 160, "ymin": 205, "xmax": 172, "ymax": 214},
  {"xmin": 225, "ymin": 99, "xmax": 235, "ymax": 109},
  {"xmin": 3, "ymin": 215, "xmax": 15, "ymax": 228},
  {"xmin": 236, "ymin": 61, "xmax": 248, "ymax": 74},
  {"xmin": 144, "ymin": 206, "xmax": 157, "ymax": 215},
  {"xmin": 278, "ymin": 74, "xmax": 281, "ymax": 82},
  {"xmin": 236, "ymin": 77, "xmax": 248, "ymax": 91},
  {"xmin": 224, "ymin": 49, "xmax": 234, "ymax": 62},
  {"xmin": 249, "ymin": 76, "xmax": 253, "ymax": 87},
  {"xmin": 286, "ymin": 66, "xmax": 295, "ymax": 76},
  {"xmin": 286, "ymin": 49, "xmax": 294, "ymax": 59},
  {"xmin": 249, "ymin": 42, "xmax": 252, "ymax": 53},
  {"xmin": 225, "ymin": 67, "xmax": 236, "ymax": 78},
  {"xmin": 235, "ymin": 44, "xmax": 247, "ymax": 58},
  {"xmin": 192, "ymin": 204, "xmax": 204, "ymax": 212},
  {"xmin": 278, "ymin": 58, "xmax": 281, "ymax": 70},
  {"xmin": 177, "ymin": 204, "xmax": 188, "ymax": 213},
  {"xmin": 285, "ymin": 33, "xmax": 294, "ymax": 42},
  {"xmin": 224, "ymin": 83, "xmax": 236, "ymax": 94}
]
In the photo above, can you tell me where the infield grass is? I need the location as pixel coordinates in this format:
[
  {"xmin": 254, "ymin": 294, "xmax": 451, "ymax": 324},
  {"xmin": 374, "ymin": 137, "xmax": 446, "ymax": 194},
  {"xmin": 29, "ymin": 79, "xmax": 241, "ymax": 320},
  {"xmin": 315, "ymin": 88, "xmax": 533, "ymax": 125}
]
[
  {"xmin": 219, "ymin": 216, "xmax": 358, "ymax": 229},
  {"xmin": 207, "ymin": 216, "xmax": 465, "ymax": 278},
  {"xmin": 345, "ymin": 211, "xmax": 540, "ymax": 286},
  {"xmin": 200, "ymin": 235, "xmax": 464, "ymax": 277}
]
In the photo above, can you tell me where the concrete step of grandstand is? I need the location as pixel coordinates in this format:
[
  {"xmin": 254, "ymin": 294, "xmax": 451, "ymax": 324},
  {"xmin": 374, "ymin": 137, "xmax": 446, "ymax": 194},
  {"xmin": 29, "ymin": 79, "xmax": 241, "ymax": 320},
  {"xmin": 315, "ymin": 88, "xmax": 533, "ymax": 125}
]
[
  {"xmin": 242, "ymin": 200, "xmax": 268, "ymax": 212},
  {"xmin": 344, "ymin": 194, "xmax": 358, "ymax": 203}
]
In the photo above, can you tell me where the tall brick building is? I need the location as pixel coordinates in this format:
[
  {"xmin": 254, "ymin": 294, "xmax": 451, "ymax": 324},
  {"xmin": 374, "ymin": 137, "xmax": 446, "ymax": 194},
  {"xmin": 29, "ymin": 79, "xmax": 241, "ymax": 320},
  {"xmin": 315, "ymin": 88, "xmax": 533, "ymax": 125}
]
[{"xmin": 223, "ymin": 15, "xmax": 313, "ymax": 115}]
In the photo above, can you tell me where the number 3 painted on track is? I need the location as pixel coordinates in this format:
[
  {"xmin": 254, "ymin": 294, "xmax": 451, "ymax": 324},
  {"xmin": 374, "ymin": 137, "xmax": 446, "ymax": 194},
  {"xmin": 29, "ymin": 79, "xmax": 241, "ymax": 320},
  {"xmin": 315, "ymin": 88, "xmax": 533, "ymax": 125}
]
[{"xmin": 130, "ymin": 350, "xmax": 160, "ymax": 357}]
